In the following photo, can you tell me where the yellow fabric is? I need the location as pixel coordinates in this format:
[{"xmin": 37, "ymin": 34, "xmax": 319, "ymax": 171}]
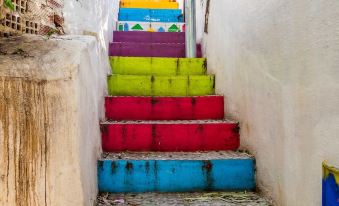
[{"xmin": 323, "ymin": 161, "xmax": 339, "ymax": 185}]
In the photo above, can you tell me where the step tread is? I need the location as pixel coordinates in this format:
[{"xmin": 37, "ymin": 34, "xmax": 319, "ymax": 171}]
[
  {"xmin": 109, "ymin": 74, "xmax": 213, "ymax": 77},
  {"xmin": 101, "ymin": 119, "xmax": 237, "ymax": 125},
  {"xmin": 111, "ymin": 42, "xmax": 185, "ymax": 45},
  {"xmin": 101, "ymin": 151, "xmax": 252, "ymax": 160},
  {"xmin": 97, "ymin": 192, "xmax": 272, "ymax": 206},
  {"xmin": 106, "ymin": 95, "xmax": 222, "ymax": 98}
]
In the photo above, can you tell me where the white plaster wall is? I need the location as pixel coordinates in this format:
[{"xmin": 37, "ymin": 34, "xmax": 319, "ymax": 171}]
[
  {"xmin": 63, "ymin": 0, "xmax": 120, "ymax": 72},
  {"xmin": 195, "ymin": 0, "xmax": 206, "ymax": 43},
  {"xmin": 199, "ymin": 0, "xmax": 339, "ymax": 205}
]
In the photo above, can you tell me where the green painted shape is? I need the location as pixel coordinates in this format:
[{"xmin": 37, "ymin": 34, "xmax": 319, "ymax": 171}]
[
  {"xmin": 108, "ymin": 74, "xmax": 215, "ymax": 96},
  {"xmin": 168, "ymin": 24, "xmax": 179, "ymax": 32},
  {"xmin": 110, "ymin": 57, "xmax": 207, "ymax": 76},
  {"xmin": 131, "ymin": 24, "xmax": 144, "ymax": 31},
  {"xmin": 118, "ymin": 24, "xmax": 123, "ymax": 31}
]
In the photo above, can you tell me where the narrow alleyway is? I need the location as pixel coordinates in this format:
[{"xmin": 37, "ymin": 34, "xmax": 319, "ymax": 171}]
[{"xmin": 96, "ymin": 0, "xmax": 271, "ymax": 205}]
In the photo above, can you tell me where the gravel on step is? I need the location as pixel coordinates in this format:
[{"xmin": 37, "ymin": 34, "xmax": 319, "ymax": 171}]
[
  {"xmin": 101, "ymin": 151, "xmax": 253, "ymax": 160},
  {"xmin": 96, "ymin": 192, "xmax": 273, "ymax": 206},
  {"xmin": 101, "ymin": 119, "xmax": 237, "ymax": 124}
]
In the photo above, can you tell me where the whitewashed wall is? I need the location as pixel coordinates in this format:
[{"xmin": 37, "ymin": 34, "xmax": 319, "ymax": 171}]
[
  {"xmin": 197, "ymin": 0, "xmax": 339, "ymax": 205},
  {"xmin": 63, "ymin": 0, "xmax": 120, "ymax": 61}
]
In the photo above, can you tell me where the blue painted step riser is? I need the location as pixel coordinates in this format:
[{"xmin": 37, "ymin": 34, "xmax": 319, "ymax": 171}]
[
  {"xmin": 120, "ymin": 8, "xmax": 183, "ymax": 15},
  {"xmin": 119, "ymin": 14, "xmax": 183, "ymax": 22},
  {"xmin": 119, "ymin": 8, "xmax": 183, "ymax": 22},
  {"xmin": 98, "ymin": 159, "xmax": 255, "ymax": 193}
]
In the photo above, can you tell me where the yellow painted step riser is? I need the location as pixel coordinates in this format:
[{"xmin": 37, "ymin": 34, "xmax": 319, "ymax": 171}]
[
  {"xmin": 120, "ymin": 2, "xmax": 179, "ymax": 9},
  {"xmin": 108, "ymin": 75, "xmax": 215, "ymax": 97},
  {"xmin": 121, "ymin": 0, "xmax": 176, "ymax": 2},
  {"xmin": 110, "ymin": 57, "xmax": 207, "ymax": 76}
]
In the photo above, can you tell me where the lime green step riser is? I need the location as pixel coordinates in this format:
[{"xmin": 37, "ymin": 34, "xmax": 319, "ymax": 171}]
[
  {"xmin": 108, "ymin": 75, "xmax": 215, "ymax": 96},
  {"xmin": 110, "ymin": 57, "xmax": 207, "ymax": 76}
]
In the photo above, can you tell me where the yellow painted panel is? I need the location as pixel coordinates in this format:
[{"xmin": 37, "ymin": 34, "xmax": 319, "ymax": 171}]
[
  {"xmin": 120, "ymin": 2, "xmax": 179, "ymax": 9},
  {"xmin": 121, "ymin": 0, "xmax": 176, "ymax": 2},
  {"xmin": 108, "ymin": 74, "xmax": 215, "ymax": 96}
]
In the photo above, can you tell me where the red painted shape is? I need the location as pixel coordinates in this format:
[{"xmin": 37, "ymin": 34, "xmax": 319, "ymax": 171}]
[
  {"xmin": 101, "ymin": 121, "xmax": 240, "ymax": 152},
  {"xmin": 105, "ymin": 96, "xmax": 224, "ymax": 120}
]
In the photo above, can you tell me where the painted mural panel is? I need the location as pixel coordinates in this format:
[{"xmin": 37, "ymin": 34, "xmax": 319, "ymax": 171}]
[
  {"xmin": 117, "ymin": 21, "xmax": 185, "ymax": 32},
  {"xmin": 323, "ymin": 162, "xmax": 339, "ymax": 206}
]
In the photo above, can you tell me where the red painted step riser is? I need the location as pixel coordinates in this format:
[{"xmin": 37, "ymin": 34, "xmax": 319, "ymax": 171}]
[
  {"xmin": 101, "ymin": 123, "xmax": 240, "ymax": 152},
  {"xmin": 105, "ymin": 96, "xmax": 224, "ymax": 120}
]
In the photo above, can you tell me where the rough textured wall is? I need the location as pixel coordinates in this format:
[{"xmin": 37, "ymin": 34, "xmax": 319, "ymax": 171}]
[
  {"xmin": 200, "ymin": 0, "xmax": 339, "ymax": 205},
  {"xmin": 0, "ymin": 35, "xmax": 107, "ymax": 206}
]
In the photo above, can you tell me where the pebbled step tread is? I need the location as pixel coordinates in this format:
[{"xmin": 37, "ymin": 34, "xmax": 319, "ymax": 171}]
[
  {"xmin": 106, "ymin": 95, "xmax": 222, "ymax": 98},
  {"xmin": 101, "ymin": 119, "xmax": 237, "ymax": 124},
  {"xmin": 97, "ymin": 192, "xmax": 272, "ymax": 206},
  {"xmin": 101, "ymin": 151, "xmax": 252, "ymax": 160}
]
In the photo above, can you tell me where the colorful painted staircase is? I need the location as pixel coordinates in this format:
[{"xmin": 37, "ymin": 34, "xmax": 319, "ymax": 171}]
[{"xmin": 97, "ymin": 0, "xmax": 270, "ymax": 205}]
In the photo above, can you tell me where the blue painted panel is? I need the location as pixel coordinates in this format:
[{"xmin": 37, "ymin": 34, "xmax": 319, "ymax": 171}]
[
  {"xmin": 98, "ymin": 159, "xmax": 255, "ymax": 193},
  {"xmin": 323, "ymin": 174, "xmax": 339, "ymax": 206},
  {"xmin": 119, "ymin": 8, "xmax": 184, "ymax": 22}
]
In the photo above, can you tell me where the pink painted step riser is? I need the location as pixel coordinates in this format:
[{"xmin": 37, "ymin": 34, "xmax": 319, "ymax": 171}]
[
  {"xmin": 101, "ymin": 122, "xmax": 240, "ymax": 152},
  {"xmin": 105, "ymin": 96, "xmax": 224, "ymax": 120},
  {"xmin": 109, "ymin": 42, "xmax": 202, "ymax": 57}
]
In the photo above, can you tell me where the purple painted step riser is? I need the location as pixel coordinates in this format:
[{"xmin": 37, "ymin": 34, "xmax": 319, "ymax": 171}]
[
  {"xmin": 109, "ymin": 43, "xmax": 202, "ymax": 58},
  {"xmin": 113, "ymin": 31, "xmax": 185, "ymax": 43}
]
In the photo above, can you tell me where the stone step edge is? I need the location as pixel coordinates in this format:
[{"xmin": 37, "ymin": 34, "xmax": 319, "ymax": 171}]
[
  {"xmin": 110, "ymin": 42, "xmax": 186, "ymax": 45},
  {"xmin": 105, "ymin": 95, "xmax": 222, "ymax": 98},
  {"xmin": 107, "ymin": 74, "xmax": 215, "ymax": 77},
  {"xmin": 101, "ymin": 119, "xmax": 238, "ymax": 125},
  {"xmin": 96, "ymin": 192, "xmax": 272, "ymax": 206},
  {"xmin": 100, "ymin": 151, "xmax": 253, "ymax": 161},
  {"xmin": 109, "ymin": 56, "xmax": 206, "ymax": 60}
]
